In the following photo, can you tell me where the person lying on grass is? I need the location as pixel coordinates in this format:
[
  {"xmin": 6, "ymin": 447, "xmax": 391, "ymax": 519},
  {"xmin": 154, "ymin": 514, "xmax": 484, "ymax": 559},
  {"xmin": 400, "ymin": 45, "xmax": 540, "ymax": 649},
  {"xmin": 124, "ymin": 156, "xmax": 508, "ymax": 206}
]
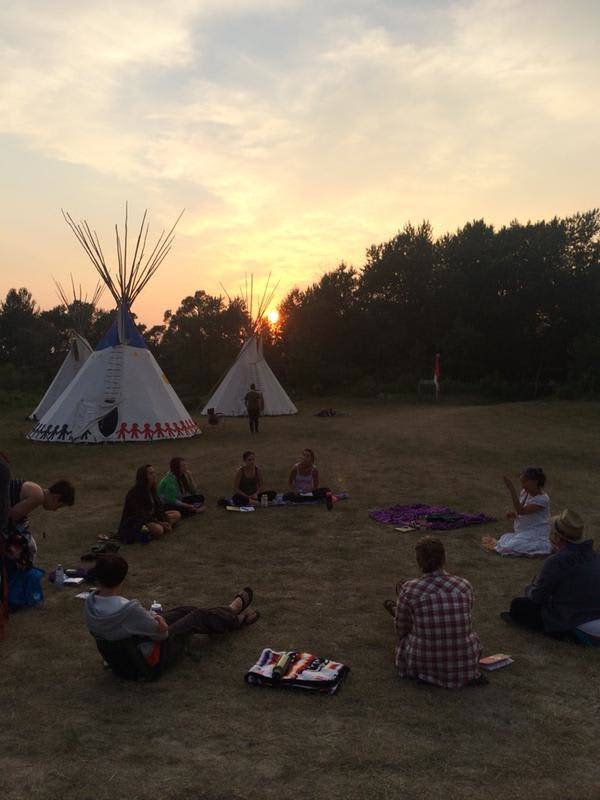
[
  {"xmin": 283, "ymin": 448, "xmax": 331, "ymax": 503},
  {"xmin": 118, "ymin": 465, "xmax": 181, "ymax": 543},
  {"xmin": 384, "ymin": 536, "xmax": 486, "ymax": 688},
  {"xmin": 482, "ymin": 467, "xmax": 551, "ymax": 556},
  {"xmin": 501, "ymin": 509, "xmax": 600, "ymax": 644},
  {"xmin": 232, "ymin": 451, "xmax": 276, "ymax": 506},
  {"xmin": 157, "ymin": 457, "xmax": 206, "ymax": 517},
  {"xmin": 85, "ymin": 554, "xmax": 259, "ymax": 680}
]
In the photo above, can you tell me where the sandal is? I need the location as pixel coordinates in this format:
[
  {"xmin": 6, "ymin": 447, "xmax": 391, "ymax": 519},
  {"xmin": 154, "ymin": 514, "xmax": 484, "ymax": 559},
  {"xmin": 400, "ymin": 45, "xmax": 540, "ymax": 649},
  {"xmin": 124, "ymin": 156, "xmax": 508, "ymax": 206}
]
[
  {"xmin": 383, "ymin": 599, "xmax": 396, "ymax": 616},
  {"xmin": 242, "ymin": 609, "xmax": 260, "ymax": 626},
  {"xmin": 234, "ymin": 586, "xmax": 253, "ymax": 612}
]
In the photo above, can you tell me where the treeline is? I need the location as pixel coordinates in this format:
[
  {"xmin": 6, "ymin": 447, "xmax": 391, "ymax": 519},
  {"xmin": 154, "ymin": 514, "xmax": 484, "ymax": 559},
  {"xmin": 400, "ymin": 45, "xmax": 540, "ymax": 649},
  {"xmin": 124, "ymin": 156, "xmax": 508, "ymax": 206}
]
[{"xmin": 1, "ymin": 210, "xmax": 599, "ymax": 404}]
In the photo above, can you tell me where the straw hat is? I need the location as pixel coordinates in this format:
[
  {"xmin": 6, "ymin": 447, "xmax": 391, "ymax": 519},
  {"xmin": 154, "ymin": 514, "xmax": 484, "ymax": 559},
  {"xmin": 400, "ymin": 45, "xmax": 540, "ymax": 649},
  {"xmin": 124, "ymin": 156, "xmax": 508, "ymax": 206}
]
[{"xmin": 551, "ymin": 509, "xmax": 584, "ymax": 542}]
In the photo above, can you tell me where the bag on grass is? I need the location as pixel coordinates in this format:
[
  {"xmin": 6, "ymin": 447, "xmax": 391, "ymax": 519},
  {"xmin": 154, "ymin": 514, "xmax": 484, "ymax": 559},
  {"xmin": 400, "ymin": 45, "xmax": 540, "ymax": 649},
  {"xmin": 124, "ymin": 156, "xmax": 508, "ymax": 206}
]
[{"xmin": 245, "ymin": 648, "xmax": 349, "ymax": 695}]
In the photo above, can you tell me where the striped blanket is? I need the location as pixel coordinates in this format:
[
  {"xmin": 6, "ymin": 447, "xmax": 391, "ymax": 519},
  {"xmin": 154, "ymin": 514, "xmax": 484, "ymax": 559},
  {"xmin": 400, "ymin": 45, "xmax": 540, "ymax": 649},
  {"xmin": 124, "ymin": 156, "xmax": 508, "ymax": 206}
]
[{"xmin": 245, "ymin": 648, "xmax": 349, "ymax": 694}]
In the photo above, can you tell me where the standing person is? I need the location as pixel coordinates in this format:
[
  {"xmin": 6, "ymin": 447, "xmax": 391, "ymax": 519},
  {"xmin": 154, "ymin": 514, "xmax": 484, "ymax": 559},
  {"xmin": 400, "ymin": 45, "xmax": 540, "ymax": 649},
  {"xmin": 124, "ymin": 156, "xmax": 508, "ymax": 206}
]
[
  {"xmin": 85, "ymin": 554, "xmax": 259, "ymax": 680},
  {"xmin": 482, "ymin": 467, "xmax": 551, "ymax": 556},
  {"xmin": 244, "ymin": 383, "xmax": 263, "ymax": 434},
  {"xmin": 232, "ymin": 451, "xmax": 276, "ymax": 506},
  {"xmin": 118, "ymin": 465, "xmax": 181, "ymax": 543},
  {"xmin": 157, "ymin": 457, "xmax": 205, "ymax": 517},
  {"xmin": 502, "ymin": 509, "xmax": 600, "ymax": 641},
  {"xmin": 384, "ymin": 536, "xmax": 485, "ymax": 688},
  {"xmin": 283, "ymin": 448, "xmax": 331, "ymax": 503}
]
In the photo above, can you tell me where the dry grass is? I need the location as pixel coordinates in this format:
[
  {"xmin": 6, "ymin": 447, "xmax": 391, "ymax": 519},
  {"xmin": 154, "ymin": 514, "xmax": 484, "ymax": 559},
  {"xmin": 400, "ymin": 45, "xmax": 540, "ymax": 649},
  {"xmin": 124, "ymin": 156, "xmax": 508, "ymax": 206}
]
[{"xmin": 1, "ymin": 398, "xmax": 599, "ymax": 800}]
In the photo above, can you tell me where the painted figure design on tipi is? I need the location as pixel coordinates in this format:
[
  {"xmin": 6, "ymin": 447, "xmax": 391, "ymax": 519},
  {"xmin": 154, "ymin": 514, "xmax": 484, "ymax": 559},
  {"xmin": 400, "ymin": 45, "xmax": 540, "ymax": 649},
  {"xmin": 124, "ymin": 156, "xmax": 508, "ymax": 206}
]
[
  {"xmin": 201, "ymin": 274, "xmax": 297, "ymax": 417},
  {"xmin": 26, "ymin": 205, "xmax": 200, "ymax": 444}
]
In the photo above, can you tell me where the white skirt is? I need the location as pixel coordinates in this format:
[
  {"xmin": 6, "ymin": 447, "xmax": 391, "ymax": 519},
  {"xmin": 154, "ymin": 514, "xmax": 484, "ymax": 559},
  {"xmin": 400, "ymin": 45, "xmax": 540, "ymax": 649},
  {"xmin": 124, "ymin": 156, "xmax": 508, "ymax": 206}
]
[{"xmin": 494, "ymin": 525, "xmax": 551, "ymax": 556}]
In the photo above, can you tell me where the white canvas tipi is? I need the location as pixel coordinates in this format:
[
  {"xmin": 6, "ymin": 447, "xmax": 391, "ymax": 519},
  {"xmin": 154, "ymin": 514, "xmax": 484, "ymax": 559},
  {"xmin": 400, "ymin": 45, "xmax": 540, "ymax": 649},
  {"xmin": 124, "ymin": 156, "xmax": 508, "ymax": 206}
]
[
  {"xmin": 29, "ymin": 279, "xmax": 102, "ymax": 421},
  {"xmin": 28, "ymin": 208, "xmax": 200, "ymax": 444},
  {"xmin": 201, "ymin": 276, "xmax": 297, "ymax": 416}
]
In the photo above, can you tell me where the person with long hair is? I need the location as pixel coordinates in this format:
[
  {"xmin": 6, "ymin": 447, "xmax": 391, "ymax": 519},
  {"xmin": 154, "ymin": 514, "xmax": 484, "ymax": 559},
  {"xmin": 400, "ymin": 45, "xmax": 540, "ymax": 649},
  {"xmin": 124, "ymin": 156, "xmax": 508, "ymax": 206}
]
[
  {"xmin": 482, "ymin": 467, "xmax": 551, "ymax": 556},
  {"xmin": 283, "ymin": 448, "xmax": 331, "ymax": 503},
  {"xmin": 231, "ymin": 451, "xmax": 276, "ymax": 506},
  {"xmin": 157, "ymin": 457, "xmax": 205, "ymax": 517},
  {"xmin": 118, "ymin": 465, "xmax": 181, "ymax": 543}
]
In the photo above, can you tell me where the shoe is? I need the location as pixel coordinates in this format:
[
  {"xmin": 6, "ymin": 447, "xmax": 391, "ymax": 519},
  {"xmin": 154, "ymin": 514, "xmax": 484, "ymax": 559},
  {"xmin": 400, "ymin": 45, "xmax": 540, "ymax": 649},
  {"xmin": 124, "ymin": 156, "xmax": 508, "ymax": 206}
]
[
  {"xmin": 467, "ymin": 674, "xmax": 489, "ymax": 687},
  {"xmin": 234, "ymin": 586, "xmax": 253, "ymax": 612},
  {"xmin": 242, "ymin": 609, "xmax": 260, "ymax": 626},
  {"xmin": 383, "ymin": 599, "xmax": 396, "ymax": 616}
]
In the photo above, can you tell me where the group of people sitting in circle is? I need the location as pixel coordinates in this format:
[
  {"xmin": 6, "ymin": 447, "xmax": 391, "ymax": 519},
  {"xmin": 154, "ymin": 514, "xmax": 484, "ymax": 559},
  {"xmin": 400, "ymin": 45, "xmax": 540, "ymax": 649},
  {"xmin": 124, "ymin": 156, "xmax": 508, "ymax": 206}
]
[
  {"xmin": 2, "ymin": 454, "xmax": 600, "ymax": 686},
  {"xmin": 117, "ymin": 449, "xmax": 332, "ymax": 544}
]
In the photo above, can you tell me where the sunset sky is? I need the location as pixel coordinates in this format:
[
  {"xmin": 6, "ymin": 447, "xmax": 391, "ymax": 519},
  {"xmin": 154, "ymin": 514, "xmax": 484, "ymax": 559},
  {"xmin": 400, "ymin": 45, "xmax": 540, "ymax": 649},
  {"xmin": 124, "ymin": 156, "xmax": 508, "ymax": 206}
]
[{"xmin": 1, "ymin": 0, "xmax": 599, "ymax": 325}]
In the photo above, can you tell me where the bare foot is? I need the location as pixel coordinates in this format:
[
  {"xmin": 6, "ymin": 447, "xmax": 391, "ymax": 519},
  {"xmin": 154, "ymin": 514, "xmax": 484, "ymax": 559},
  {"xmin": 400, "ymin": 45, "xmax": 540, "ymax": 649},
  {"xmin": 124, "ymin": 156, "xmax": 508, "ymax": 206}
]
[{"xmin": 481, "ymin": 536, "xmax": 497, "ymax": 551}]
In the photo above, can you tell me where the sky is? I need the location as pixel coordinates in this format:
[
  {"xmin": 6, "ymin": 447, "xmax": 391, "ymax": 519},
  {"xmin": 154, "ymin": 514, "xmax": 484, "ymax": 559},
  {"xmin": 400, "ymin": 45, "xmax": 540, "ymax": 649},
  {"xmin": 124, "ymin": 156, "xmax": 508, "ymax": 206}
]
[{"xmin": 1, "ymin": 0, "xmax": 599, "ymax": 325}]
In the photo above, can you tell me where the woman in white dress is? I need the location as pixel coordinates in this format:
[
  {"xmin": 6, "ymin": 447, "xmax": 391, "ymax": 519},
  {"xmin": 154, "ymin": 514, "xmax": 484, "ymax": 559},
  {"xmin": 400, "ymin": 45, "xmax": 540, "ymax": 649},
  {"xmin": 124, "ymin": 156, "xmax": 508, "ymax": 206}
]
[{"xmin": 483, "ymin": 467, "xmax": 551, "ymax": 556}]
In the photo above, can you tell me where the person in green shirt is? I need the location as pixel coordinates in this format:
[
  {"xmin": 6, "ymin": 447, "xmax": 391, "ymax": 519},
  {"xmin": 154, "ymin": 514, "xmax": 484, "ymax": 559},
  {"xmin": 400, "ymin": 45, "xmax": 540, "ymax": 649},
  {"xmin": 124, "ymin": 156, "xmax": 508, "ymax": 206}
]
[{"xmin": 157, "ymin": 457, "xmax": 205, "ymax": 517}]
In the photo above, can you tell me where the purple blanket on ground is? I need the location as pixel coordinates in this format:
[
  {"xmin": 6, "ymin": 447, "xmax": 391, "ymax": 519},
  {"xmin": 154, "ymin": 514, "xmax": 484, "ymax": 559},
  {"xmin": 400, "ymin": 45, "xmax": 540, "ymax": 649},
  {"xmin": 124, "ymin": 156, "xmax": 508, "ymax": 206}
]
[{"xmin": 369, "ymin": 503, "xmax": 495, "ymax": 530}]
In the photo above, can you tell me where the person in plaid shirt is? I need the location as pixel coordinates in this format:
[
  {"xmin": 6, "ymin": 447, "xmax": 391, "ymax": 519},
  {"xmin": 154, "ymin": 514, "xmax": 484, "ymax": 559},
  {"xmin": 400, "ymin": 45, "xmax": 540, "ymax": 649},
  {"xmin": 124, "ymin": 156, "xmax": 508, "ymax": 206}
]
[{"xmin": 385, "ymin": 537, "xmax": 484, "ymax": 688}]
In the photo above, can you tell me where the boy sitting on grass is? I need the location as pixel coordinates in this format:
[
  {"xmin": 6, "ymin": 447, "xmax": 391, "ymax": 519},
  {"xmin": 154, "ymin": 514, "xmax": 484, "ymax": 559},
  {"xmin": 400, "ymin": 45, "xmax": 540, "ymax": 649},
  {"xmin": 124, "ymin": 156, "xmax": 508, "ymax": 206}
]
[{"xmin": 85, "ymin": 554, "xmax": 259, "ymax": 679}]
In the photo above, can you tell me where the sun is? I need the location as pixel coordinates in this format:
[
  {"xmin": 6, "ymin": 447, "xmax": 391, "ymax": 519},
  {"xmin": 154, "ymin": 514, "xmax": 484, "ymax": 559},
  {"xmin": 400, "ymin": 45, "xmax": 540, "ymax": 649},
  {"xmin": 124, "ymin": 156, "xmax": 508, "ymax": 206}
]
[{"xmin": 266, "ymin": 309, "xmax": 279, "ymax": 325}]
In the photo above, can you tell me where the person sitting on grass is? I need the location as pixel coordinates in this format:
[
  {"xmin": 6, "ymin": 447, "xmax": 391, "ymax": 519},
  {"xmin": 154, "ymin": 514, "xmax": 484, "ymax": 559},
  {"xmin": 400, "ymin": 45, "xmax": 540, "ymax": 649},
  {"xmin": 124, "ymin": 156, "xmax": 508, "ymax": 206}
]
[
  {"xmin": 384, "ymin": 536, "xmax": 485, "ymax": 688},
  {"xmin": 157, "ymin": 457, "xmax": 205, "ymax": 517},
  {"xmin": 85, "ymin": 554, "xmax": 259, "ymax": 680},
  {"xmin": 231, "ymin": 451, "xmax": 276, "ymax": 507},
  {"xmin": 501, "ymin": 509, "xmax": 600, "ymax": 644},
  {"xmin": 482, "ymin": 467, "xmax": 551, "ymax": 556},
  {"xmin": 283, "ymin": 448, "xmax": 331, "ymax": 503},
  {"xmin": 3, "ymin": 475, "xmax": 75, "ymax": 609},
  {"xmin": 118, "ymin": 465, "xmax": 181, "ymax": 544}
]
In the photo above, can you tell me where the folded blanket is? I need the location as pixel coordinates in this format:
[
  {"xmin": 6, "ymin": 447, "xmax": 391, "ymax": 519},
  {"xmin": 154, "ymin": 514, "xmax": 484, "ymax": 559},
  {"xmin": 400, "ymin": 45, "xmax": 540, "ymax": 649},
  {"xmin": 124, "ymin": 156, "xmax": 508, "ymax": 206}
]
[
  {"xmin": 369, "ymin": 503, "xmax": 495, "ymax": 530},
  {"xmin": 245, "ymin": 648, "xmax": 349, "ymax": 694}
]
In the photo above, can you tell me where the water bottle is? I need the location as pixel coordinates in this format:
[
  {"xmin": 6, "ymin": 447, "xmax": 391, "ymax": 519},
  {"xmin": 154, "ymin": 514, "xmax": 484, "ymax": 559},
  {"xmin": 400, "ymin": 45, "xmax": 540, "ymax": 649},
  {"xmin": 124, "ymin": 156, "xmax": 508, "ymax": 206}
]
[
  {"xmin": 150, "ymin": 600, "xmax": 163, "ymax": 615},
  {"xmin": 272, "ymin": 651, "xmax": 294, "ymax": 682},
  {"xmin": 261, "ymin": 494, "xmax": 269, "ymax": 508},
  {"xmin": 55, "ymin": 564, "xmax": 65, "ymax": 587}
]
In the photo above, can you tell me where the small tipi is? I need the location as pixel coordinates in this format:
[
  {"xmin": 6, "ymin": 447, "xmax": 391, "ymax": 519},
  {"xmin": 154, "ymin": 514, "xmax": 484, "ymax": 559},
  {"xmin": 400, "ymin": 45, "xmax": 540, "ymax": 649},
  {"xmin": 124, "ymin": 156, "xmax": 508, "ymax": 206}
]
[
  {"xmin": 201, "ymin": 276, "xmax": 297, "ymax": 416},
  {"xmin": 29, "ymin": 278, "xmax": 103, "ymax": 421},
  {"xmin": 28, "ymin": 207, "xmax": 200, "ymax": 443}
]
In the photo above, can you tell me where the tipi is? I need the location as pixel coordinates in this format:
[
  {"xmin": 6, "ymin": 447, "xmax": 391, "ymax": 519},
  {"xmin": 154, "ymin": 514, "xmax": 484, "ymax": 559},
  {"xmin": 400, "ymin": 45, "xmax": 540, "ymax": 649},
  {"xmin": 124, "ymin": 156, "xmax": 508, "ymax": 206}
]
[
  {"xmin": 29, "ymin": 278, "xmax": 103, "ymax": 421},
  {"xmin": 201, "ymin": 276, "xmax": 297, "ymax": 416},
  {"xmin": 28, "ymin": 207, "xmax": 200, "ymax": 443}
]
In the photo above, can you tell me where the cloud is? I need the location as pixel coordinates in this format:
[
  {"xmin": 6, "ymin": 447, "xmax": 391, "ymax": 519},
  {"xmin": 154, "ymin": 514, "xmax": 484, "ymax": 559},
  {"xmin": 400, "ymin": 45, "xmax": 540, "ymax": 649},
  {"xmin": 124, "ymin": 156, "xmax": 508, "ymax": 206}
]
[{"xmin": 1, "ymin": 0, "xmax": 599, "ymax": 322}]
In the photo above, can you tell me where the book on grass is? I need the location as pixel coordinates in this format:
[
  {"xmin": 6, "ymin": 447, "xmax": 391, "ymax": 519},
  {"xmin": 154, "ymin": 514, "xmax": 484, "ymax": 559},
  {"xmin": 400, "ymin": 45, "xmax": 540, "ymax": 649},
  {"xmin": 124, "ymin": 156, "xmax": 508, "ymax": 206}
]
[
  {"xmin": 226, "ymin": 505, "xmax": 255, "ymax": 512},
  {"xmin": 479, "ymin": 654, "xmax": 514, "ymax": 671}
]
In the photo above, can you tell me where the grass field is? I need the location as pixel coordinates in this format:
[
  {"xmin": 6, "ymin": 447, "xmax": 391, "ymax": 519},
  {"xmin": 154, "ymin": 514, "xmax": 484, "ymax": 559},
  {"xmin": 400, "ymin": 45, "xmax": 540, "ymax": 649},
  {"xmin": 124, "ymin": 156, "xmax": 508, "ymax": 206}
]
[{"xmin": 1, "ymin": 398, "xmax": 599, "ymax": 800}]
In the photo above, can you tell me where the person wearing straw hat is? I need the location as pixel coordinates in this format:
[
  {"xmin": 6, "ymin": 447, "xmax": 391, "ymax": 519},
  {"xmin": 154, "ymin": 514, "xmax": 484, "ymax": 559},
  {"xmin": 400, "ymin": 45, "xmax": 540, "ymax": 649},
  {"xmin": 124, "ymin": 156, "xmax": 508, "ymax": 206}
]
[{"xmin": 501, "ymin": 509, "xmax": 600, "ymax": 638}]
